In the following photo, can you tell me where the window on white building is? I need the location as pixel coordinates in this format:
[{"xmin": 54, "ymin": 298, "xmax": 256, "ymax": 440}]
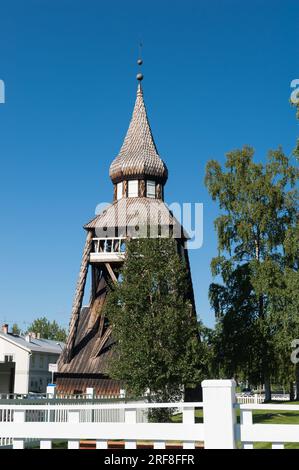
[
  {"xmin": 128, "ymin": 180, "xmax": 138, "ymax": 198},
  {"xmin": 146, "ymin": 180, "xmax": 156, "ymax": 198},
  {"xmin": 117, "ymin": 182, "xmax": 123, "ymax": 200},
  {"xmin": 4, "ymin": 355, "xmax": 13, "ymax": 363}
]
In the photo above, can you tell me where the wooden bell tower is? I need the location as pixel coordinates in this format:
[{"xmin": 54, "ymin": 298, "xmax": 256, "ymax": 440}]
[{"xmin": 56, "ymin": 66, "xmax": 196, "ymax": 395}]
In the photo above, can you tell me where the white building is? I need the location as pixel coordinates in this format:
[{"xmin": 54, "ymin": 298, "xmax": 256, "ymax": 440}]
[{"xmin": 0, "ymin": 324, "xmax": 64, "ymax": 395}]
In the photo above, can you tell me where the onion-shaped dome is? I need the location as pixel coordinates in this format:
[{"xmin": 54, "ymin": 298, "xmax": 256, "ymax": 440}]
[{"xmin": 109, "ymin": 84, "xmax": 168, "ymax": 184}]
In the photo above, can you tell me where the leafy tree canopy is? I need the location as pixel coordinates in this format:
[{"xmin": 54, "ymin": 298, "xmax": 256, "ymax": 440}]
[
  {"xmin": 104, "ymin": 238, "xmax": 204, "ymax": 402},
  {"xmin": 205, "ymin": 146, "xmax": 298, "ymax": 396},
  {"xmin": 11, "ymin": 323, "xmax": 21, "ymax": 335},
  {"xmin": 26, "ymin": 317, "xmax": 67, "ymax": 342}
]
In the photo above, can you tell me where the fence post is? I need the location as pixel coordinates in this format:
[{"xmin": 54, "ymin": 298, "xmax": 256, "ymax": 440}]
[
  {"xmin": 46, "ymin": 384, "xmax": 56, "ymax": 399},
  {"xmin": 40, "ymin": 440, "xmax": 52, "ymax": 449},
  {"xmin": 96, "ymin": 440, "xmax": 108, "ymax": 449},
  {"xmin": 202, "ymin": 379, "xmax": 237, "ymax": 449},
  {"xmin": 86, "ymin": 387, "xmax": 94, "ymax": 423},
  {"xmin": 86, "ymin": 387, "xmax": 94, "ymax": 399},
  {"xmin": 183, "ymin": 407, "xmax": 195, "ymax": 449},
  {"xmin": 241, "ymin": 410, "xmax": 253, "ymax": 449},
  {"xmin": 13, "ymin": 410, "xmax": 25, "ymax": 449},
  {"xmin": 67, "ymin": 410, "xmax": 80, "ymax": 449},
  {"xmin": 125, "ymin": 408, "xmax": 137, "ymax": 449}
]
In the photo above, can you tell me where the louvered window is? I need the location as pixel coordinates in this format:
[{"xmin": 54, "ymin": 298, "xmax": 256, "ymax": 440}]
[
  {"xmin": 117, "ymin": 182, "xmax": 123, "ymax": 200},
  {"xmin": 146, "ymin": 180, "xmax": 156, "ymax": 198},
  {"xmin": 128, "ymin": 180, "xmax": 138, "ymax": 197}
]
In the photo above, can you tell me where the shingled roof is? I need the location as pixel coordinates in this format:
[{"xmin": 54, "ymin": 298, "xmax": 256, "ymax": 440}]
[
  {"xmin": 109, "ymin": 84, "xmax": 168, "ymax": 184},
  {"xmin": 84, "ymin": 197, "xmax": 189, "ymax": 239}
]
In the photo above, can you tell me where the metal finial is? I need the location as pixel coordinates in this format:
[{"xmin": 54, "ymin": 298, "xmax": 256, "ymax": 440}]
[{"xmin": 137, "ymin": 42, "xmax": 143, "ymax": 80}]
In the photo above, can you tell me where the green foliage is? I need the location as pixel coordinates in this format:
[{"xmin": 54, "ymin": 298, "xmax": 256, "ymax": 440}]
[
  {"xmin": 293, "ymin": 98, "xmax": 299, "ymax": 161},
  {"xmin": 104, "ymin": 238, "xmax": 204, "ymax": 406},
  {"xmin": 26, "ymin": 317, "xmax": 67, "ymax": 342},
  {"xmin": 267, "ymin": 222, "xmax": 299, "ymax": 389},
  {"xmin": 205, "ymin": 146, "xmax": 299, "ymax": 391},
  {"xmin": 198, "ymin": 322, "xmax": 220, "ymax": 378},
  {"xmin": 11, "ymin": 323, "xmax": 21, "ymax": 335}
]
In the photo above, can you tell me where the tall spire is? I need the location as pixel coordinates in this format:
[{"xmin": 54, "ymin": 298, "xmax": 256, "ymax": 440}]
[{"xmin": 109, "ymin": 59, "xmax": 168, "ymax": 185}]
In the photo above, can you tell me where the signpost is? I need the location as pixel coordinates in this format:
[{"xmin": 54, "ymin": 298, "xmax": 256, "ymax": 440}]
[{"xmin": 48, "ymin": 363, "xmax": 58, "ymax": 385}]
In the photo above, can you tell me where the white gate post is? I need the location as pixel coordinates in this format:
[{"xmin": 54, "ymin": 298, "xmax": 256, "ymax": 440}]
[{"xmin": 202, "ymin": 379, "xmax": 237, "ymax": 449}]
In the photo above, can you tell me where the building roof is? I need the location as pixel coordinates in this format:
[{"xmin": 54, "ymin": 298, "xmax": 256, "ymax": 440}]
[
  {"xmin": 84, "ymin": 197, "xmax": 189, "ymax": 239},
  {"xmin": 0, "ymin": 332, "xmax": 65, "ymax": 354},
  {"xmin": 109, "ymin": 84, "xmax": 168, "ymax": 184}
]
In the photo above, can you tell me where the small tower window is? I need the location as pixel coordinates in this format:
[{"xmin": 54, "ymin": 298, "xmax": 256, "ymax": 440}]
[
  {"xmin": 128, "ymin": 180, "xmax": 138, "ymax": 198},
  {"xmin": 117, "ymin": 182, "xmax": 123, "ymax": 200},
  {"xmin": 146, "ymin": 180, "xmax": 156, "ymax": 198}
]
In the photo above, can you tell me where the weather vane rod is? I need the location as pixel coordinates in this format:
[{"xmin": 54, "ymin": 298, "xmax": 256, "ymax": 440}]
[{"xmin": 137, "ymin": 42, "xmax": 143, "ymax": 82}]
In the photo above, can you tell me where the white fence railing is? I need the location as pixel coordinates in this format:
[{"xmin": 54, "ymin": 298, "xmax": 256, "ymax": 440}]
[
  {"xmin": 1, "ymin": 380, "xmax": 299, "ymax": 449},
  {"xmin": 0, "ymin": 402, "xmax": 203, "ymax": 449},
  {"xmin": 0, "ymin": 400, "xmax": 148, "ymax": 448},
  {"xmin": 238, "ymin": 403, "xmax": 299, "ymax": 449}
]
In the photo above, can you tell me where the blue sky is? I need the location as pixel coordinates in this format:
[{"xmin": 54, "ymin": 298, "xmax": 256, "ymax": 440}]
[{"xmin": 0, "ymin": 0, "xmax": 298, "ymax": 331}]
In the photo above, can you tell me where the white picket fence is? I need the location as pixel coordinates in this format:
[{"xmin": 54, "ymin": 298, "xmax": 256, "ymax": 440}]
[
  {"xmin": 1, "ymin": 380, "xmax": 299, "ymax": 449},
  {"xmin": 236, "ymin": 393, "xmax": 290, "ymax": 404},
  {"xmin": 236, "ymin": 394, "xmax": 264, "ymax": 404}
]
